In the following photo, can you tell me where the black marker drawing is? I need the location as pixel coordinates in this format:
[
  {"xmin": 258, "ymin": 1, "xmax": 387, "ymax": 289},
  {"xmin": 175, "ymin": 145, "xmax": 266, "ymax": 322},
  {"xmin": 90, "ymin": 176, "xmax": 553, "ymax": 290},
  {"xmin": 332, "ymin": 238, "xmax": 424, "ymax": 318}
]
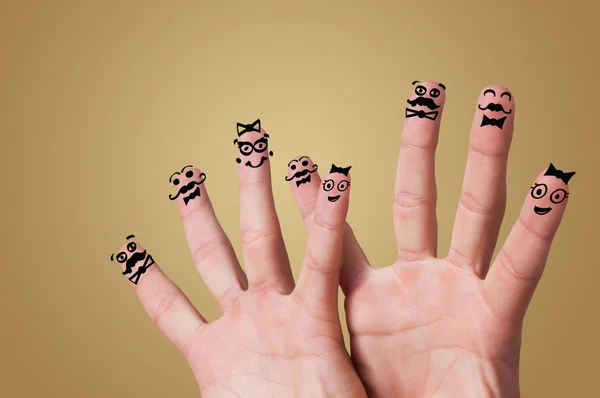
[
  {"xmin": 110, "ymin": 235, "xmax": 155, "ymax": 285},
  {"xmin": 405, "ymin": 81, "xmax": 446, "ymax": 121},
  {"xmin": 169, "ymin": 165, "xmax": 207, "ymax": 205},
  {"xmin": 530, "ymin": 163, "xmax": 575, "ymax": 215},
  {"xmin": 233, "ymin": 119, "xmax": 274, "ymax": 168},
  {"xmin": 478, "ymin": 88, "xmax": 513, "ymax": 130},
  {"xmin": 286, "ymin": 156, "xmax": 318, "ymax": 187},
  {"xmin": 323, "ymin": 164, "xmax": 351, "ymax": 202}
]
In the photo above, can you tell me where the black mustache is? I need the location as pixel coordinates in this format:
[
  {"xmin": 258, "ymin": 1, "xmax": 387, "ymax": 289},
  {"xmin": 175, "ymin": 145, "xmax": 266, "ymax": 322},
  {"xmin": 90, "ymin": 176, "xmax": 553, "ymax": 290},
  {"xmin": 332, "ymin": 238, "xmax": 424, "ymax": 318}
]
[
  {"xmin": 296, "ymin": 175, "xmax": 311, "ymax": 187},
  {"xmin": 406, "ymin": 96, "xmax": 440, "ymax": 110},
  {"xmin": 285, "ymin": 166, "xmax": 318, "ymax": 181},
  {"xmin": 169, "ymin": 180, "xmax": 202, "ymax": 200},
  {"xmin": 477, "ymin": 102, "xmax": 512, "ymax": 114},
  {"xmin": 124, "ymin": 250, "xmax": 147, "ymax": 274}
]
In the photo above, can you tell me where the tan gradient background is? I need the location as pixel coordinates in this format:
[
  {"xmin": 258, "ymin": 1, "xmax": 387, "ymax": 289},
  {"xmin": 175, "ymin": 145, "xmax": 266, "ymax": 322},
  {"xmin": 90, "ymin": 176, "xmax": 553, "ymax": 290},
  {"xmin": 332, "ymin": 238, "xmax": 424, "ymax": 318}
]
[{"xmin": 1, "ymin": 0, "xmax": 598, "ymax": 396}]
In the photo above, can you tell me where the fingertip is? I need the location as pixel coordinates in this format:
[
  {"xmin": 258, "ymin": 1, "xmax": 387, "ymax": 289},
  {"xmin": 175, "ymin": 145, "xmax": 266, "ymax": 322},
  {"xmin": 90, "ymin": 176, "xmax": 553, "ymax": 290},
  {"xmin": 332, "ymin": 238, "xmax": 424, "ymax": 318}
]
[
  {"xmin": 317, "ymin": 164, "xmax": 352, "ymax": 227},
  {"xmin": 405, "ymin": 80, "xmax": 446, "ymax": 124},
  {"xmin": 167, "ymin": 165, "xmax": 208, "ymax": 213}
]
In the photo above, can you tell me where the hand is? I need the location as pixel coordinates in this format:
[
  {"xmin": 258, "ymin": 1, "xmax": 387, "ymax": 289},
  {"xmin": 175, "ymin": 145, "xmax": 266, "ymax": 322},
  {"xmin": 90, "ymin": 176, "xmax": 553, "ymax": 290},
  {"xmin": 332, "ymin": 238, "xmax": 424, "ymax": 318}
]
[
  {"xmin": 110, "ymin": 120, "xmax": 367, "ymax": 398},
  {"xmin": 288, "ymin": 83, "xmax": 575, "ymax": 398}
]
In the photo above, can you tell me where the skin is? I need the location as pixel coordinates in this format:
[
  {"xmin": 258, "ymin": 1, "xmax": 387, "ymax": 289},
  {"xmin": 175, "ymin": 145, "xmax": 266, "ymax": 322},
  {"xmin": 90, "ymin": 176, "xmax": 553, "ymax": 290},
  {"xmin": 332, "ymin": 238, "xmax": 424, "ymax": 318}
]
[
  {"xmin": 111, "ymin": 124, "xmax": 365, "ymax": 398},
  {"xmin": 289, "ymin": 83, "xmax": 572, "ymax": 397}
]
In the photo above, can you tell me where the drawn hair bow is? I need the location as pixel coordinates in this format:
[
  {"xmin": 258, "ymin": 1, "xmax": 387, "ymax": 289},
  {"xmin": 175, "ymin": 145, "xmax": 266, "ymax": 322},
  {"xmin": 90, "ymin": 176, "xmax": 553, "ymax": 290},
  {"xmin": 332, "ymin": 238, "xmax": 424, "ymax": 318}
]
[
  {"xmin": 544, "ymin": 163, "xmax": 575, "ymax": 184},
  {"xmin": 330, "ymin": 164, "xmax": 351, "ymax": 176},
  {"xmin": 237, "ymin": 119, "xmax": 261, "ymax": 136}
]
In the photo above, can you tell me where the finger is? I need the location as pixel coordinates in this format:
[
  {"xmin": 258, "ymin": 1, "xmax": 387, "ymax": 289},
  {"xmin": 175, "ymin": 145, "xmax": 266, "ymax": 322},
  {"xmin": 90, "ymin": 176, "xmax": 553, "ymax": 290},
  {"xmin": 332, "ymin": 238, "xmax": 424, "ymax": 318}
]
[
  {"xmin": 483, "ymin": 164, "xmax": 575, "ymax": 320},
  {"xmin": 168, "ymin": 165, "xmax": 247, "ymax": 309},
  {"xmin": 448, "ymin": 86, "xmax": 515, "ymax": 277},
  {"xmin": 110, "ymin": 236, "xmax": 206, "ymax": 357},
  {"xmin": 394, "ymin": 80, "xmax": 447, "ymax": 261},
  {"xmin": 234, "ymin": 119, "xmax": 294, "ymax": 293},
  {"xmin": 295, "ymin": 164, "xmax": 351, "ymax": 312},
  {"xmin": 286, "ymin": 155, "xmax": 369, "ymax": 295}
]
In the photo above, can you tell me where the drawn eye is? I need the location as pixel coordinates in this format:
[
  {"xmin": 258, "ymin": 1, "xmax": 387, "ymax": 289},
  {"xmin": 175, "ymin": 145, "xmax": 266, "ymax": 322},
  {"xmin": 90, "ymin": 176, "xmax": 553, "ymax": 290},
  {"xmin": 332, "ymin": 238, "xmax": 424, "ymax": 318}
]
[
  {"xmin": 127, "ymin": 242, "xmax": 137, "ymax": 252},
  {"xmin": 550, "ymin": 188, "xmax": 568, "ymax": 204},
  {"xmin": 323, "ymin": 179, "xmax": 334, "ymax": 191},
  {"xmin": 430, "ymin": 88, "xmax": 440, "ymax": 98},
  {"xmin": 290, "ymin": 164, "xmax": 296, "ymax": 170},
  {"xmin": 530, "ymin": 183, "xmax": 547, "ymax": 199},
  {"xmin": 253, "ymin": 138, "xmax": 268, "ymax": 153},
  {"xmin": 302, "ymin": 160, "xmax": 309, "ymax": 166},
  {"xmin": 337, "ymin": 180, "xmax": 349, "ymax": 191},
  {"xmin": 239, "ymin": 143, "xmax": 253, "ymax": 156},
  {"xmin": 415, "ymin": 85, "xmax": 427, "ymax": 96},
  {"xmin": 116, "ymin": 252, "xmax": 127, "ymax": 263},
  {"xmin": 185, "ymin": 170, "xmax": 193, "ymax": 178},
  {"xmin": 173, "ymin": 178, "xmax": 180, "ymax": 186}
]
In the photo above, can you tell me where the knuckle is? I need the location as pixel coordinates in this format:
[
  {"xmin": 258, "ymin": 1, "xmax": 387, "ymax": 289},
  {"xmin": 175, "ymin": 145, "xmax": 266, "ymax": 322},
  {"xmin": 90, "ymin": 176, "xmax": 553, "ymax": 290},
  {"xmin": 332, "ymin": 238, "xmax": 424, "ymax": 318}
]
[
  {"xmin": 240, "ymin": 227, "xmax": 277, "ymax": 246},
  {"xmin": 151, "ymin": 290, "xmax": 181, "ymax": 326},
  {"xmin": 497, "ymin": 249, "xmax": 540, "ymax": 283},
  {"xmin": 313, "ymin": 212, "xmax": 342, "ymax": 233},
  {"xmin": 460, "ymin": 190, "xmax": 497, "ymax": 216},
  {"xmin": 303, "ymin": 251, "xmax": 336, "ymax": 276},
  {"xmin": 192, "ymin": 238, "xmax": 231, "ymax": 265},
  {"xmin": 394, "ymin": 191, "xmax": 432, "ymax": 210}
]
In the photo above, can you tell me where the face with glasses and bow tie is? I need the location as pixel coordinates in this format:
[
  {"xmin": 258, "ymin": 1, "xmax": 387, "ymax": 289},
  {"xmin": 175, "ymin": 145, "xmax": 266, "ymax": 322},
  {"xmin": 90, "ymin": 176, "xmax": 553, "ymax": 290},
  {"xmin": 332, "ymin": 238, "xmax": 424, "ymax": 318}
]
[
  {"xmin": 477, "ymin": 87, "xmax": 514, "ymax": 130},
  {"xmin": 530, "ymin": 163, "xmax": 575, "ymax": 216},
  {"xmin": 405, "ymin": 80, "xmax": 446, "ymax": 122},
  {"xmin": 233, "ymin": 119, "xmax": 274, "ymax": 169}
]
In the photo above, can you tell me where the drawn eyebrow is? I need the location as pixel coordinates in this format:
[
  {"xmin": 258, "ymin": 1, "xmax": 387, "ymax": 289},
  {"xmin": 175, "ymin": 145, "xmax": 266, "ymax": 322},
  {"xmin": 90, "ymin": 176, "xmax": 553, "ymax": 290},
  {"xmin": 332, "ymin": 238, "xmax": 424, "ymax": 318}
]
[
  {"xmin": 110, "ymin": 253, "xmax": 115, "ymax": 261},
  {"xmin": 126, "ymin": 234, "xmax": 135, "ymax": 240},
  {"xmin": 438, "ymin": 83, "xmax": 446, "ymax": 90},
  {"xmin": 412, "ymin": 80, "xmax": 420, "ymax": 85},
  {"xmin": 180, "ymin": 164, "xmax": 194, "ymax": 172},
  {"xmin": 500, "ymin": 91, "xmax": 512, "ymax": 100},
  {"xmin": 483, "ymin": 89, "xmax": 496, "ymax": 96},
  {"xmin": 169, "ymin": 172, "xmax": 180, "ymax": 182}
]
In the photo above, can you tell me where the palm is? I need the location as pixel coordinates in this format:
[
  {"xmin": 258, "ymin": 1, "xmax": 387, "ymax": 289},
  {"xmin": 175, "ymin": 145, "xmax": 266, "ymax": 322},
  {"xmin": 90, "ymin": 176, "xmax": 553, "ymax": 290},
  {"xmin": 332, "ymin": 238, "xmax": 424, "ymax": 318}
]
[
  {"xmin": 346, "ymin": 261, "xmax": 520, "ymax": 397},
  {"xmin": 289, "ymin": 83, "xmax": 572, "ymax": 397},
  {"xmin": 188, "ymin": 290, "xmax": 364, "ymax": 398}
]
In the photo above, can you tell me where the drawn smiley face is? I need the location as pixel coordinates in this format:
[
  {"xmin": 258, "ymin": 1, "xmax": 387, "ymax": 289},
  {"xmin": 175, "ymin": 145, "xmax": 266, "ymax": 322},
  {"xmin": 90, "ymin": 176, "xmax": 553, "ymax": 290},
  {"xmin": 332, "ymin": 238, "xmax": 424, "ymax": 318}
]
[
  {"xmin": 405, "ymin": 80, "xmax": 446, "ymax": 121},
  {"xmin": 322, "ymin": 164, "xmax": 351, "ymax": 202},
  {"xmin": 110, "ymin": 235, "xmax": 155, "ymax": 285},
  {"xmin": 168, "ymin": 165, "xmax": 206, "ymax": 206},
  {"xmin": 234, "ymin": 119, "xmax": 274, "ymax": 168},
  {"xmin": 478, "ymin": 87, "xmax": 513, "ymax": 129},
  {"xmin": 530, "ymin": 163, "xmax": 575, "ymax": 215},
  {"xmin": 286, "ymin": 156, "xmax": 318, "ymax": 187}
]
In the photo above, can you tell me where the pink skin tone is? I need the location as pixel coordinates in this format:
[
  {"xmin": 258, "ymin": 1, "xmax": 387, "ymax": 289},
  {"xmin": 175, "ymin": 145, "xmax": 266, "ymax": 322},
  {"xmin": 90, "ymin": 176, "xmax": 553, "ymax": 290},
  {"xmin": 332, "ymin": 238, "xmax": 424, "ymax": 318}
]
[
  {"xmin": 286, "ymin": 155, "xmax": 318, "ymax": 187},
  {"xmin": 288, "ymin": 83, "xmax": 573, "ymax": 397},
  {"xmin": 235, "ymin": 128, "xmax": 273, "ymax": 169},
  {"xmin": 111, "ymin": 120, "xmax": 366, "ymax": 396},
  {"xmin": 169, "ymin": 166, "xmax": 207, "ymax": 211},
  {"xmin": 476, "ymin": 86, "xmax": 515, "ymax": 131}
]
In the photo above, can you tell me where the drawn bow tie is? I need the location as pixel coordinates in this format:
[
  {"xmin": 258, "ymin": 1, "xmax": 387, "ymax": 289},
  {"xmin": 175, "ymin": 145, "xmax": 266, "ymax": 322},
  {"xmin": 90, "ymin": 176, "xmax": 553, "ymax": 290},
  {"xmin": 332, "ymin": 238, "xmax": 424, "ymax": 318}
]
[
  {"xmin": 544, "ymin": 163, "xmax": 576, "ymax": 184},
  {"xmin": 405, "ymin": 108, "xmax": 438, "ymax": 120},
  {"xmin": 481, "ymin": 115, "xmax": 506, "ymax": 129},
  {"xmin": 237, "ymin": 119, "xmax": 261, "ymax": 136}
]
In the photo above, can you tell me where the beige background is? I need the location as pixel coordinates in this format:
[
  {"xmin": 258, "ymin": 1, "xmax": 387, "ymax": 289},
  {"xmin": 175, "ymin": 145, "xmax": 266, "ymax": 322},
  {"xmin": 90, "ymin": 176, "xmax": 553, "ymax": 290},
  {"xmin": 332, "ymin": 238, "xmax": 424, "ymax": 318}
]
[{"xmin": 1, "ymin": 0, "xmax": 598, "ymax": 396}]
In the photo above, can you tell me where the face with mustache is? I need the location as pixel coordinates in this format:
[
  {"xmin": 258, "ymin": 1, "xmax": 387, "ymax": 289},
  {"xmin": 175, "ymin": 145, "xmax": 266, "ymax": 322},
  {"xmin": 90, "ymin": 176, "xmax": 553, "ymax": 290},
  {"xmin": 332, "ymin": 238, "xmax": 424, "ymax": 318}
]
[
  {"xmin": 286, "ymin": 156, "xmax": 318, "ymax": 187},
  {"xmin": 110, "ymin": 235, "xmax": 155, "ymax": 285},
  {"xmin": 477, "ymin": 87, "xmax": 514, "ymax": 130},
  {"xmin": 169, "ymin": 165, "xmax": 206, "ymax": 206},
  {"xmin": 234, "ymin": 119, "xmax": 274, "ymax": 168},
  {"xmin": 405, "ymin": 80, "xmax": 446, "ymax": 121}
]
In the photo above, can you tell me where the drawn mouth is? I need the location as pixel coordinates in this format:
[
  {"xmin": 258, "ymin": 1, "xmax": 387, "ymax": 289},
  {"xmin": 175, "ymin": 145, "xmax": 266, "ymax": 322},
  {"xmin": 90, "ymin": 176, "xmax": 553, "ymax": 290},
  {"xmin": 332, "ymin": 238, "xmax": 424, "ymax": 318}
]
[
  {"xmin": 534, "ymin": 206, "xmax": 552, "ymax": 215},
  {"xmin": 328, "ymin": 195, "xmax": 340, "ymax": 202},
  {"xmin": 245, "ymin": 156, "xmax": 268, "ymax": 168}
]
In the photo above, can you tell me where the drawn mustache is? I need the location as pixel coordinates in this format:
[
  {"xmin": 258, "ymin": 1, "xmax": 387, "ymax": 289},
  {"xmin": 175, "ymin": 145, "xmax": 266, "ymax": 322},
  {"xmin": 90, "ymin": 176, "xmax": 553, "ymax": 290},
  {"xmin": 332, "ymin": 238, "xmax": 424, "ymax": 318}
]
[
  {"xmin": 406, "ymin": 96, "xmax": 440, "ymax": 110},
  {"xmin": 124, "ymin": 249, "xmax": 147, "ymax": 274},
  {"xmin": 169, "ymin": 174, "xmax": 206, "ymax": 200},
  {"xmin": 285, "ymin": 165, "xmax": 318, "ymax": 181},
  {"xmin": 477, "ymin": 102, "xmax": 512, "ymax": 114}
]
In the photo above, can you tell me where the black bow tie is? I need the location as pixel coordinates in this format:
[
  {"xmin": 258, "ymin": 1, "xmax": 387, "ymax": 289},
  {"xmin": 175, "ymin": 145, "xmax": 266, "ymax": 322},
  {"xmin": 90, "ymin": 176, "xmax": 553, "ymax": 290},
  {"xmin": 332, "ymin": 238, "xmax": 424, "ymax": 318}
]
[
  {"xmin": 544, "ymin": 163, "xmax": 576, "ymax": 184},
  {"xmin": 405, "ymin": 108, "xmax": 438, "ymax": 121},
  {"xmin": 128, "ymin": 254, "xmax": 155, "ymax": 285},
  {"xmin": 237, "ymin": 119, "xmax": 261, "ymax": 136},
  {"xmin": 481, "ymin": 115, "xmax": 506, "ymax": 129}
]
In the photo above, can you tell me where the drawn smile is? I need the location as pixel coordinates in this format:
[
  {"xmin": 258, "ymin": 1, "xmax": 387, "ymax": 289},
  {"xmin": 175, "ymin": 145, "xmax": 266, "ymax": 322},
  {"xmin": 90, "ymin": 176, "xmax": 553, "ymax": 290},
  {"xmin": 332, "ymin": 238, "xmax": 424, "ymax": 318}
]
[
  {"xmin": 245, "ymin": 156, "xmax": 268, "ymax": 168},
  {"xmin": 534, "ymin": 206, "xmax": 552, "ymax": 215},
  {"xmin": 328, "ymin": 195, "xmax": 340, "ymax": 202}
]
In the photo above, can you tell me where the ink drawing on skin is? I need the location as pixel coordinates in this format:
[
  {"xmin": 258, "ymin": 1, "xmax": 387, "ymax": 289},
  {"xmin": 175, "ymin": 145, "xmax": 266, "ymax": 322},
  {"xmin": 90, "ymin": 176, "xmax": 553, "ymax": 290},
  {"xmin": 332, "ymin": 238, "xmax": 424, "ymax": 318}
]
[
  {"xmin": 110, "ymin": 235, "xmax": 155, "ymax": 285},
  {"xmin": 233, "ymin": 119, "xmax": 274, "ymax": 168},
  {"xmin": 478, "ymin": 88, "xmax": 513, "ymax": 129},
  {"xmin": 405, "ymin": 80, "xmax": 446, "ymax": 121},
  {"xmin": 323, "ymin": 164, "xmax": 351, "ymax": 202},
  {"xmin": 286, "ymin": 156, "xmax": 318, "ymax": 187},
  {"xmin": 530, "ymin": 163, "xmax": 575, "ymax": 215},
  {"xmin": 169, "ymin": 165, "xmax": 207, "ymax": 206}
]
